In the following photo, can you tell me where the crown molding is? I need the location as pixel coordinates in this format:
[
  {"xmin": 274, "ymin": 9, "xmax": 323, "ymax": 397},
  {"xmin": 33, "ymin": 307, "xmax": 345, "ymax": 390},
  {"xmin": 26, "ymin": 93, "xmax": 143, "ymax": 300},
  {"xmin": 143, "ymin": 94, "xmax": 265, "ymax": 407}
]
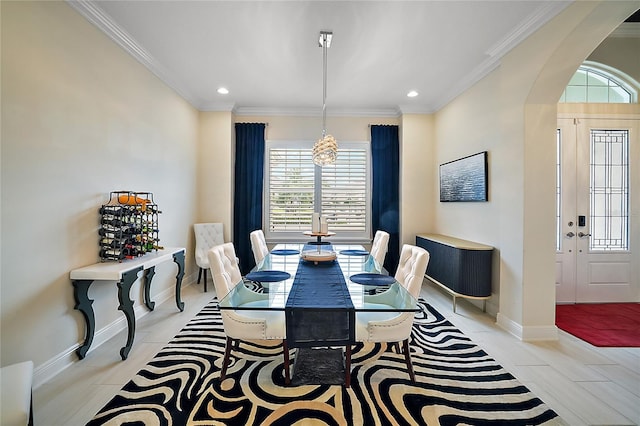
[
  {"xmin": 431, "ymin": 1, "xmax": 571, "ymax": 112},
  {"xmin": 485, "ymin": 1, "xmax": 572, "ymax": 58},
  {"xmin": 65, "ymin": 1, "xmax": 403, "ymax": 117},
  {"xmin": 65, "ymin": 0, "xmax": 199, "ymax": 108},
  {"xmin": 66, "ymin": 0, "xmax": 575, "ymax": 117},
  {"xmin": 232, "ymin": 106, "xmax": 401, "ymax": 118},
  {"xmin": 397, "ymin": 104, "xmax": 436, "ymax": 115}
]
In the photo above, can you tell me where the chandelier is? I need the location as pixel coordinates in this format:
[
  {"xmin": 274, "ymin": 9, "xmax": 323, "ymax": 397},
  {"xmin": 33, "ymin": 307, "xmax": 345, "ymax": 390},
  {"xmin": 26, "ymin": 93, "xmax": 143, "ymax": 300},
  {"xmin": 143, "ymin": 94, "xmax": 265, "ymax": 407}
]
[{"xmin": 312, "ymin": 31, "xmax": 337, "ymax": 166}]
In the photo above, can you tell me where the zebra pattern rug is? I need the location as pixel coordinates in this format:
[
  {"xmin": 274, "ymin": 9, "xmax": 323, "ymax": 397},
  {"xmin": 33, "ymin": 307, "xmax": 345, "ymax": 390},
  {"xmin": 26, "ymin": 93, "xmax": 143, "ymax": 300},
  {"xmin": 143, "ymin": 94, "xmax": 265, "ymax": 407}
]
[{"xmin": 88, "ymin": 299, "xmax": 566, "ymax": 425}]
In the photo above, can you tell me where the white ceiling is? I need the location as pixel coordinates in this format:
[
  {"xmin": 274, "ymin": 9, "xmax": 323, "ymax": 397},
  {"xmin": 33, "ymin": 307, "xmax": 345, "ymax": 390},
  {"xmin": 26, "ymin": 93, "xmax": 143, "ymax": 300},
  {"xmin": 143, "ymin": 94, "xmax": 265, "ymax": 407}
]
[{"xmin": 70, "ymin": 1, "xmax": 573, "ymax": 116}]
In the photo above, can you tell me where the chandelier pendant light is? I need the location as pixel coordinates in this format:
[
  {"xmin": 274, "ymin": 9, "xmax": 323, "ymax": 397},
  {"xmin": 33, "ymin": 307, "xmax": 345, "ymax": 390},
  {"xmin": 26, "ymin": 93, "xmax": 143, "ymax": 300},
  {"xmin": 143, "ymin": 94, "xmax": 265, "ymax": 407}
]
[{"xmin": 313, "ymin": 31, "xmax": 337, "ymax": 166}]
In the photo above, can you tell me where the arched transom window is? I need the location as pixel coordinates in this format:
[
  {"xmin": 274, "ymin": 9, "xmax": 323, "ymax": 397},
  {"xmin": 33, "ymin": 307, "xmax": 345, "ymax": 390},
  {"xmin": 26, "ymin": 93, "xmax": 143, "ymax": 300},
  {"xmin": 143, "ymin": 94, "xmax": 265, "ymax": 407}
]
[{"xmin": 559, "ymin": 62, "xmax": 637, "ymax": 103}]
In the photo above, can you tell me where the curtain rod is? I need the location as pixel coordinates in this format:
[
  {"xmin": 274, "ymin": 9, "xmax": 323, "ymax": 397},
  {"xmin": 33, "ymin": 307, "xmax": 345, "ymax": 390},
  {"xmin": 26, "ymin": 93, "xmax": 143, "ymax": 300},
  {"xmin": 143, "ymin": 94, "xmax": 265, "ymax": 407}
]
[{"xmin": 235, "ymin": 122, "xmax": 269, "ymax": 126}]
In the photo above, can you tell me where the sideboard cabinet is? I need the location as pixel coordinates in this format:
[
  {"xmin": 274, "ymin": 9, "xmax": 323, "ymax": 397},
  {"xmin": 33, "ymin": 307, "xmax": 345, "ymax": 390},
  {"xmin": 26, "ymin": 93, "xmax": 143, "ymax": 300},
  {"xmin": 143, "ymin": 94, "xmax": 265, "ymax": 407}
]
[{"xmin": 416, "ymin": 234, "xmax": 493, "ymax": 312}]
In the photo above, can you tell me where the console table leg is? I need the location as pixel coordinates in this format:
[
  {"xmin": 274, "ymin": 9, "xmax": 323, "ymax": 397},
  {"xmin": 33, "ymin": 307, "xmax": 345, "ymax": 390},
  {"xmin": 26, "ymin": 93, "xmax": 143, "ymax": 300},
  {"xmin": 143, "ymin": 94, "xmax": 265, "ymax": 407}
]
[
  {"xmin": 173, "ymin": 250, "xmax": 185, "ymax": 311},
  {"xmin": 143, "ymin": 266, "xmax": 156, "ymax": 311},
  {"xmin": 73, "ymin": 280, "xmax": 95, "ymax": 359},
  {"xmin": 117, "ymin": 267, "xmax": 142, "ymax": 360}
]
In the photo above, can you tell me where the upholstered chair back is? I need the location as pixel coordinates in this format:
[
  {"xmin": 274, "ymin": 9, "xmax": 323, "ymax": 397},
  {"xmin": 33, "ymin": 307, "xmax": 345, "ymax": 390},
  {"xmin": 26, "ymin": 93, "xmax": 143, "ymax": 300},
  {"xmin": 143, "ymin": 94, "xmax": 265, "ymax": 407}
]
[
  {"xmin": 208, "ymin": 242, "xmax": 243, "ymax": 298},
  {"xmin": 250, "ymin": 229, "xmax": 269, "ymax": 264},
  {"xmin": 194, "ymin": 223, "xmax": 224, "ymax": 270},
  {"xmin": 394, "ymin": 244, "xmax": 430, "ymax": 298},
  {"xmin": 370, "ymin": 230, "xmax": 390, "ymax": 266}
]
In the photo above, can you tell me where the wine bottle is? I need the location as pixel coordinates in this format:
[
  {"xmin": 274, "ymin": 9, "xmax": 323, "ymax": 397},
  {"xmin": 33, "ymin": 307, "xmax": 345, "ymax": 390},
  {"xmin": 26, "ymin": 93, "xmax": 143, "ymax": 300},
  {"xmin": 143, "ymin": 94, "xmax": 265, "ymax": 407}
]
[
  {"xmin": 101, "ymin": 217, "xmax": 125, "ymax": 227},
  {"xmin": 99, "ymin": 228, "xmax": 121, "ymax": 238},
  {"xmin": 101, "ymin": 224, "xmax": 124, "ymax": 233},
  {"xmin": 99, "ymin": 205, "xmax": 125, "ymax": 216},
  {"xmin": 121, "ymin": 226, "xmax": 142, "ymax": 235},
  {"xmin": 99, "ymin": 248, "xmax": 124, "ymax": 259}
]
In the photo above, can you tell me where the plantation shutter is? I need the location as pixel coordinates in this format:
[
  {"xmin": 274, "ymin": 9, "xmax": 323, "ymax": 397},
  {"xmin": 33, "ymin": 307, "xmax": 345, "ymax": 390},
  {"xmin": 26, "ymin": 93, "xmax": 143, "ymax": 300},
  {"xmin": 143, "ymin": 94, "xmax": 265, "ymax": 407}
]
[
  {"xmin": 268, "ymin": 147, "xmax": 315, "ymax": 232},
  {"xmin": 321, "ymin": 148, "xmax": 367, "ymax": 232}
]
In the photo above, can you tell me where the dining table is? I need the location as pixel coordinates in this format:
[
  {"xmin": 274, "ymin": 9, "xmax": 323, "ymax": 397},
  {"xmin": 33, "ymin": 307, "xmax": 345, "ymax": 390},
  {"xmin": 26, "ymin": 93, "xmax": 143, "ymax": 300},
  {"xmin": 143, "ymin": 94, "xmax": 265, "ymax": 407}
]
[{"xmin": 217, "ymin": 243, "xmax": 419, "ymax": 387}]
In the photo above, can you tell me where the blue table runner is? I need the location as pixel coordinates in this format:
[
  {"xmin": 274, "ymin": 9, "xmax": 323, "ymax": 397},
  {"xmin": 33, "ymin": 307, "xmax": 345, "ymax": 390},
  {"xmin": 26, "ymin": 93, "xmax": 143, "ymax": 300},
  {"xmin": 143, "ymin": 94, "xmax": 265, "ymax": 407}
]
[
  {"xmin": 285, "ymin": 244, "xmax": 355, "ymax": 348},
  {"xmin": 285, "ymin": 244, "xmax": 354, "ymax": 310}
]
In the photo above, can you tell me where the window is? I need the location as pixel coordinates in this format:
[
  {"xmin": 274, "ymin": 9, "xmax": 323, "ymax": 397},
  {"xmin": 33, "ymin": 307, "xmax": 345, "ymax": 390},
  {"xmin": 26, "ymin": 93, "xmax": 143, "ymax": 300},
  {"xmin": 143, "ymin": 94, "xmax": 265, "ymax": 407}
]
[
  {"xmin": 264, "ymin": 140, "xmax": 371, "ymax": 242},
  {"xmin": 559, "ymin": 63, "xmax": 637, "ymax": 103},
  {"xmin": 556, "ymin": 129, "xmax": 561, "ymax": 252},
  {"xmin": 590, "ymin": 129, "xmax": 629, "ymax": 251}
]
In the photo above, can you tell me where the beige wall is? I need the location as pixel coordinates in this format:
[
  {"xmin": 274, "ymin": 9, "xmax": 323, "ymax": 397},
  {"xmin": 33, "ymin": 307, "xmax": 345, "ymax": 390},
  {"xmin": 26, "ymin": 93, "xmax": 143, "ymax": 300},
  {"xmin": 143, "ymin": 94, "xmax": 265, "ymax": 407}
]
[
  {"xmin": 211, "ymin": 113, "xmax": 435, "ymax": 252},
  {"xmin": 400, "ymin": 114, "xmax": 435, "ymax": 246},
  {"xmin": 588, "ymin": 36, "xmax": 640, "ymax": 84},
  {"xmin": 1, "ymin": 1, "xmax": 199, "ymax": 382},
  {"xmin": 198, "ymin": 111, "xmax": 233, "ymax": 241}
]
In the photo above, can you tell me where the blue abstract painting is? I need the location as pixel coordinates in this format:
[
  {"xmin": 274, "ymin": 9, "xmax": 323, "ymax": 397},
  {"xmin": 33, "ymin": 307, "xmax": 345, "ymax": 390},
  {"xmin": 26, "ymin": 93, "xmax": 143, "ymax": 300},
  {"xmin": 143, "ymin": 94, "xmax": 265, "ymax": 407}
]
[{"xmin": 439, "ymin": 151, "xmax": 488, "ymax": 202}]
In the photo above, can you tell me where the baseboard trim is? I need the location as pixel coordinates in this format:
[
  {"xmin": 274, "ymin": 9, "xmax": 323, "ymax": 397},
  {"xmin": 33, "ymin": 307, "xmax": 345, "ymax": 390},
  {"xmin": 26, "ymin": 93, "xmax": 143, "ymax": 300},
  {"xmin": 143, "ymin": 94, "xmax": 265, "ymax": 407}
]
[
  {"xmin": 33, "ymin": 275, "xmax": 196, "ymax": 389},
  {"xmin": 522, "ymin": 325, "xmax": 559, "ymax": 341},
  {"xmin": 496, "ymin": 313, "xmax": 559, "ymax": 341}
]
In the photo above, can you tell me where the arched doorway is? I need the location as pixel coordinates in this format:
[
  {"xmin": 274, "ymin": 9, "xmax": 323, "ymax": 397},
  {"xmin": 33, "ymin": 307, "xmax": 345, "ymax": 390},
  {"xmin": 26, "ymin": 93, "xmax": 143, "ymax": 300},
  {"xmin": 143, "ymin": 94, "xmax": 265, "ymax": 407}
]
[{"xmin": 513, "ymin": 2, "xmax": 639, "ymax": 339}]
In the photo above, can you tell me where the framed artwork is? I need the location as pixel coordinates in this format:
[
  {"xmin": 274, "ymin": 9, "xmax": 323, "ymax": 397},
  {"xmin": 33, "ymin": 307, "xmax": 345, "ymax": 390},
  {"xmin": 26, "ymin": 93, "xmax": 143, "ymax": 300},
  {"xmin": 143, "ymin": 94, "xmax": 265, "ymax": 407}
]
[{"xmin": 439, "ymin": 151, "xmax": 488, "ymax": 202}]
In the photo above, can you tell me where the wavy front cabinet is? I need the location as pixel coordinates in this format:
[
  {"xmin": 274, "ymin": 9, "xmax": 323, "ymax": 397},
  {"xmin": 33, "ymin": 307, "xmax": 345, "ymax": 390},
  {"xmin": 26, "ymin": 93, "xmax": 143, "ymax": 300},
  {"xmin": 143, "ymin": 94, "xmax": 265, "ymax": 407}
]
[
  {"xmin": 70, "ymin": 247, "xmax": 185, "ymax": 360},
  {"xmin": 416, "ymin": 234, "xmax": 493, "ymax": 312}
]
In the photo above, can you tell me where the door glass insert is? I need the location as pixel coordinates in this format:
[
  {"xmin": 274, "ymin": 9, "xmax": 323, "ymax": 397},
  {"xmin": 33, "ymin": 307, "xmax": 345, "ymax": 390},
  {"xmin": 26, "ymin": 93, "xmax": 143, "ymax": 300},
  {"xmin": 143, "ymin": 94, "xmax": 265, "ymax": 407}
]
[{"xmin": 590, "ymin": 129, "xmax": 629, "ymax": 251}]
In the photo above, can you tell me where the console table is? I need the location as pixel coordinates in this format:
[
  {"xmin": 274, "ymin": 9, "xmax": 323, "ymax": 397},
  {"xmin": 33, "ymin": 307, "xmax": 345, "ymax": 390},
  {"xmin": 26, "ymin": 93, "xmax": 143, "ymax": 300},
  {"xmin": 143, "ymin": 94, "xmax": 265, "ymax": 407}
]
[
  {"xmin": 416, "ymin": 234, "xmax": 493, "ymax": 312},
  {"xmin": 70, "ymin": 247, "xmax": 185, "ymax": 360}
]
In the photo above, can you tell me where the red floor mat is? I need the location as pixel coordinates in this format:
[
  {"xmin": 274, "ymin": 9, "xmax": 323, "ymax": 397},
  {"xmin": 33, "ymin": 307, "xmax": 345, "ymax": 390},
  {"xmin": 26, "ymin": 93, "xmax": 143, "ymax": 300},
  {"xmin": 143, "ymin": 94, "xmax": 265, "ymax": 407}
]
[{"xmin": 556, "ymin": 303, "xmax": 640, "ymax": 347}]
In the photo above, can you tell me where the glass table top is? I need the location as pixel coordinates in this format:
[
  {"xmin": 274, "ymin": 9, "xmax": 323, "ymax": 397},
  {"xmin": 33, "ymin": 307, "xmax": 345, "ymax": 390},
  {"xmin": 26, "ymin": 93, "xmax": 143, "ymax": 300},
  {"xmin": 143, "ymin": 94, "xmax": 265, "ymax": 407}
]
[{"xmin": 218, "ymin": 244, "xmax": 418, "ymax": 312}]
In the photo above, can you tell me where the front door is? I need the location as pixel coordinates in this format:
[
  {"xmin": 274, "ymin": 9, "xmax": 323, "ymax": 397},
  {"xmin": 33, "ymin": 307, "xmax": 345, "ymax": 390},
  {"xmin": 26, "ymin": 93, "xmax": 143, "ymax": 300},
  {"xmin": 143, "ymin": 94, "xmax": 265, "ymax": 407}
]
[{"xmin": 556, "ymin": 117, "xmax": 639, "ymax": 303}]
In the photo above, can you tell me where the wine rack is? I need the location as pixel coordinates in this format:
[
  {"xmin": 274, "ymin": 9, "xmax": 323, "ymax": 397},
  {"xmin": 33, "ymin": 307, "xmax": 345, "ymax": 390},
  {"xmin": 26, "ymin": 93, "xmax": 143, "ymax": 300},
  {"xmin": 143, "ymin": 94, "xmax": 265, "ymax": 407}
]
[{"xmin": 99, "ymin": 191, "xmax": 162, "ymax": 262}]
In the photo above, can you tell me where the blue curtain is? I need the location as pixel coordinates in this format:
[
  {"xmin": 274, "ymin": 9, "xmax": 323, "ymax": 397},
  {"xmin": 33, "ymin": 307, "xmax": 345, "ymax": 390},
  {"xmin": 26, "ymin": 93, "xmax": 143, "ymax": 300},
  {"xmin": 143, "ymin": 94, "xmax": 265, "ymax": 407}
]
[
  {"xmin": 371, "ymin": 125, "xmax": 400, "ymax": 275},
  {"xmin": 234, "ymin": 123, "xmax": 265, "ymax": 274}
]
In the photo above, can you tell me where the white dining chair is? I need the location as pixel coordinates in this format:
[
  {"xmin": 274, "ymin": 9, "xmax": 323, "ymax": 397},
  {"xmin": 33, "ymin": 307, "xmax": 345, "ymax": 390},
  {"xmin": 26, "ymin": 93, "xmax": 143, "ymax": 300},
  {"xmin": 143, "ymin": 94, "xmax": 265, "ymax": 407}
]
[
  {"xmin": 250, "ymin": 229, "xmax": 269, "ymax": 265},
  {"xmin": 370, "ymin": 230, "xmax": 390, "ymax": 267},
  {"xmin": 208, "ymin": 242, "xmax": 290, "ymax": 383},
  {"xmin": 354, "ymin": 244, "xmax": 429, "ymax": 382},
  {"xmin": 193, "ymin": 223, "xmax": 224, "ymax": 292}
]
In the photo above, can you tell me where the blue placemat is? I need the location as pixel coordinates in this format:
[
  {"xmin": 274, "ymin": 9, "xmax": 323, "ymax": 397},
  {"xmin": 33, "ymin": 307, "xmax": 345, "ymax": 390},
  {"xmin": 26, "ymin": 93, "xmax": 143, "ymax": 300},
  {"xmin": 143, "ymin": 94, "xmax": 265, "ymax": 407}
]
[
  {"xmin": 339, "ymin": 249, "xmax": 369, "ymax": 256},
  {"xmin": 349, "ymin": 273, "xmax": 395, "ymax": 286},
  {"xmin": 271, "ymin": 249, "xmax": 300, "ymax": 256},
  {"xmin": 246, "ymin": 270, "xmax": 291, "ymax": 283}
]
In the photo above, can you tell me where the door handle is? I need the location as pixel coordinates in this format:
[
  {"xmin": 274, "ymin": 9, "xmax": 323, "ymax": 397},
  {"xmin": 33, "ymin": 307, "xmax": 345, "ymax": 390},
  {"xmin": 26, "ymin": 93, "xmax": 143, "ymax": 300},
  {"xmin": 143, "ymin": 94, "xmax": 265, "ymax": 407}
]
[
  {"xmin": 578, "ymin": 232, "xmax": 591, "ymax": 238},
  {"xmin": 565, "ymin": 232, "xmax": 575, "ymax": 238}
]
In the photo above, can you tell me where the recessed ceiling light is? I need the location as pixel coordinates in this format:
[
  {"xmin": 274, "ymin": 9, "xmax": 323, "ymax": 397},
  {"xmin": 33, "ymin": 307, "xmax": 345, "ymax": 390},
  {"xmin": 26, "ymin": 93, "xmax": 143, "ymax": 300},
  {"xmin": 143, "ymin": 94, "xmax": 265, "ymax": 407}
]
[
  {"xmin": 217, "ymin": 87, "xmax": 229, "ymax": 95},
  {"xmin": 407, "ymin": 90, "xmax": 418, "ymax": 98}
]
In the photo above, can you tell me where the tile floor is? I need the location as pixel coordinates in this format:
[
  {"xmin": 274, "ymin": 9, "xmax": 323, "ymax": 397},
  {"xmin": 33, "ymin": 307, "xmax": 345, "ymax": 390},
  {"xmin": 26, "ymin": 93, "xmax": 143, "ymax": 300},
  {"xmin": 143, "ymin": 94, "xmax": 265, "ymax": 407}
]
[{"xmin": 33, "ymin": 282, "xmax": 640, "ymax": 425}]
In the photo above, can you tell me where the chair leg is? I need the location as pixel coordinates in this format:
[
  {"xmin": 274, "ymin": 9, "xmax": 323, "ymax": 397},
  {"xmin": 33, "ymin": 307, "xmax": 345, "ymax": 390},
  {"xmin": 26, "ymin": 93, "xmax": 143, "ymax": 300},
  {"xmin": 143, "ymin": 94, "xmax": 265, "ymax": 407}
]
[
  {"xmin": 29, "ymin": 392, "xmax": 33, "ymax": 426},
  {"xmin": 197, "ymin": 267, "xmax": 203, "ymax": 284},
  {"xmin": 220, "ymin": 336, "xmax": 233, "ymax": 380},
  {"xmin": 203, "ymin": 269, "xmax": 208, "ymax": 292},
  {"xmin": 402, "ymin": 339, "xmax": 416, "ymax": 383},
  {"xmin": 392, "ymin": 342, "xmax": 400, "ymax": 353},
  {"xmin": 282, "ymin": 340, "xmax": 291, "ymax": 385},
  {"xmin": 345, "ymin": 345, "xmax": 351, "ymax": 388}
]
